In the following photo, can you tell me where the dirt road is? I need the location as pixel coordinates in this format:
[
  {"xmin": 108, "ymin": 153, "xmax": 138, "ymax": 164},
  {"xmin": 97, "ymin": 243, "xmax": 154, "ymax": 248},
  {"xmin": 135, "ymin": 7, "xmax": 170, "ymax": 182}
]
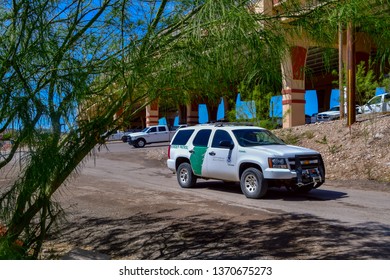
[{"xmin": 46, "ymin": 142, "xmax": 390, "ymax": 260}]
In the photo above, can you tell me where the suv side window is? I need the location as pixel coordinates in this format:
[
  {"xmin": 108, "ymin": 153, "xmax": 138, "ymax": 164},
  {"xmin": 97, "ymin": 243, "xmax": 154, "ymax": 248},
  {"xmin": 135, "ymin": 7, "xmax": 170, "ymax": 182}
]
[
  {"xmin": 192, "ymin": 129, "xmax": 212, "ymax": 147},
  {"xmin": 172, "ymin": 129, "xmax": 194, "ymax": 145},
  {"xmin": 384, "ymin": 94, "xmax": 390, "ymax": 102},
  {"xmin": 212, "ymin": 130, "xmax": 233, "ymax": 148}
]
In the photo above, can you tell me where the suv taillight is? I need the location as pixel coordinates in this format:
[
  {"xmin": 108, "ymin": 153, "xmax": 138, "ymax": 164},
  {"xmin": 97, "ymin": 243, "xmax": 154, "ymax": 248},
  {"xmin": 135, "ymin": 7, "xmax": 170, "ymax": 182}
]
[{"xmin": 168, "ymin": 145, "xmax": 171, "ymax": 159}]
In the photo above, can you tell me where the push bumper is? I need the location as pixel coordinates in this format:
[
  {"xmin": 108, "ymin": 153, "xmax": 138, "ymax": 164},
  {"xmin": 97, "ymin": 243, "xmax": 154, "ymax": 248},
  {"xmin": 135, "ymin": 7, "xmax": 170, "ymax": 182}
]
[{"xmin": 264, "ymin": 154, "xmax": 325, "ymax": 188}]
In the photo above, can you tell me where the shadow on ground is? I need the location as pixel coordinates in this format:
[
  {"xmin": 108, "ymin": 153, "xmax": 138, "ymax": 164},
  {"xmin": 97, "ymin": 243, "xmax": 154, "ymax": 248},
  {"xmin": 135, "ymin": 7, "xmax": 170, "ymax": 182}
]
[
  {"xmin": 192, "ymin": 181, "xmax": 348, "ymax": 201},
  {"xmin": 46, "ymin": 209, "xmax": 390, "ymax": 260}
]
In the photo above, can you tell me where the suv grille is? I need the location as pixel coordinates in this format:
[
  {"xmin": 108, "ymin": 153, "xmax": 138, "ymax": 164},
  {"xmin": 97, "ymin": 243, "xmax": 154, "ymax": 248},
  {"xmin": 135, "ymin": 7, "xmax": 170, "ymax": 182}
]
[
  {"xmin": 288, "ymin": 155, "xmax": 322, "ymax": 171},
  {"xmin": 288, "ymin": 154, "xmax": 325, "ymax": 185}
]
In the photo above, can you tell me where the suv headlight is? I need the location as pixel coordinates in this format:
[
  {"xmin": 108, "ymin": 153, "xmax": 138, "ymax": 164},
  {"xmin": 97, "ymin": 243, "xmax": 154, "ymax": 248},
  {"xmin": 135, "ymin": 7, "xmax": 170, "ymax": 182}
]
[{"xmin": 268, "ymin": 158, "xmax": 288, "ymax": 169}]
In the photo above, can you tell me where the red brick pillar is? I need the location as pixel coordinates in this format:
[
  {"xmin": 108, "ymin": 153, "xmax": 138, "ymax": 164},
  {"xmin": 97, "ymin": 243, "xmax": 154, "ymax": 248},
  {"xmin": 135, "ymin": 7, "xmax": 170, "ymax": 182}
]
[
  {"xmin": 282, "ymin": 46, "xmax": 307, "ymax": 128},
  {"xmin": 146, "ymin": 100, "xmax": 159, "ymax": 127},
  {"xmin": 186, "ymin": 103, "xmax": 199, "ymax": 126}
]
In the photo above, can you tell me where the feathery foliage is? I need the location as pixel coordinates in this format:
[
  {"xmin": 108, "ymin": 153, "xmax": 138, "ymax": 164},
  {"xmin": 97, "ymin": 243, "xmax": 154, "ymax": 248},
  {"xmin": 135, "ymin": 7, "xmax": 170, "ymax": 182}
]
[{"xmin": 0, "ymin": 0, "xmax": 390, "ymax": 259}]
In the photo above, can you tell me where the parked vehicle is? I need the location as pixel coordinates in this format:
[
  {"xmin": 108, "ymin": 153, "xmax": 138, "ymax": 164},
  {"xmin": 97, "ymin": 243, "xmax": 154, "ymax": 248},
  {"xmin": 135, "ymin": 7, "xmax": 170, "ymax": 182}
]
[
  {"xmin": 106, "ymin": 131, "xmax": 125, "ymax": 141},
  {"xmin": 101, "ymin": 130, "xmax": 126, "ymax": 142},
  {"xmin": 127, "ymin": 125, "xmax": 177, "ymax": 148},
  {"xmin": 167, "ymin": 123, "xmax": 325, "ymax": 199},
  {"xmin": 316, "ymin": 106, "xmax": 341, "ymax": 122},
  {"xmin": 360, "ymin": 93, "xmax": 390, "ymax": 114},
  {"xmin": 121, "ymin": 128, "xmax": 143, "ymax": 142},
  {"xmin": 316, "ymin": 105, "xmax": 361, "ymax": 122}
]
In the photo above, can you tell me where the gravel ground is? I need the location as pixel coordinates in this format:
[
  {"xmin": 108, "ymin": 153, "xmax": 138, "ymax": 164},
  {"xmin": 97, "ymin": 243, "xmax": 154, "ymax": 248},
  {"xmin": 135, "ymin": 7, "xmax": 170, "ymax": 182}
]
[
  {"xmin": 2, "ymin": 113, "xmax": 389, "ymax": 260},
  {"xmin": 39, "ymin": 114, "xmax": 389, "ymax": 260}
]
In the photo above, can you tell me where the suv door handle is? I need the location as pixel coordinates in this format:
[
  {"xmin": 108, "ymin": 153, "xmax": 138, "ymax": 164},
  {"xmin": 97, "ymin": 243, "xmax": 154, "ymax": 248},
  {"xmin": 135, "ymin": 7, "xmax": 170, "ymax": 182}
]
[{"xmin": 209, "ymin": 151, "xmax": 216, "ymax": 156}]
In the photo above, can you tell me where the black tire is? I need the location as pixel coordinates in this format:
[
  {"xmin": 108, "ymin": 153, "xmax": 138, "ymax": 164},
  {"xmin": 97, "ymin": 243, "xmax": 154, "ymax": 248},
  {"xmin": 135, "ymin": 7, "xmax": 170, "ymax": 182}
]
[
  {"xmin": 177, "ymin": 162, "xmax": 197, "ymax": 188},
  {"xmin": 240, "ymin": 167, "xmax": 268, "ymax": 199},
  {"xmin": 121, "ymin": 136, "xmax": 128, "ymax": 142},
  {"xmin": 135, "ymin": 138, "xmax": 146, "ymax": 148}
]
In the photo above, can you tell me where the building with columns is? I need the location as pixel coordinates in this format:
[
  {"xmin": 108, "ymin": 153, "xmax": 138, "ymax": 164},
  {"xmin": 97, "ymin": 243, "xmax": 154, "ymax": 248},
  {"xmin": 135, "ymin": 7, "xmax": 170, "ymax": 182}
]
[{"xmin": 130, "ymin": 0, "xmax": 385, "ymax": 129}]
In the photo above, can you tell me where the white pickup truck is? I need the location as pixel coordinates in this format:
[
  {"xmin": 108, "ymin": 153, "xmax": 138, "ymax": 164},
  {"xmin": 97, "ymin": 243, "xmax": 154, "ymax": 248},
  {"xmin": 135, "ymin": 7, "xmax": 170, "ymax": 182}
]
[{"xmin": 127, "ymin": 125, "xmax": 177, "ymax": 148}]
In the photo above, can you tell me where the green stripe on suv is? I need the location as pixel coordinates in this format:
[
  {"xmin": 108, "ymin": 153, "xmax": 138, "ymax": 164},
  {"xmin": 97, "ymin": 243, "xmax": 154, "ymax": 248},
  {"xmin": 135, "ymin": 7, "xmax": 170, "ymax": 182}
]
[{"xmin": 190, "ymin": 146, "xmax": 208, "ymax": 176}]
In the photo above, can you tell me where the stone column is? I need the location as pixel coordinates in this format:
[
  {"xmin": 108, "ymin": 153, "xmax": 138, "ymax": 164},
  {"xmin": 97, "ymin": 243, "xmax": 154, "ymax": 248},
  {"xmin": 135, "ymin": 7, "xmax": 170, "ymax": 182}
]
[
  {"xmin": 145, "ymin": 100, "xmax": 159, "ymax": 127},
  {"xmin": 281, "ymin": 46, "xmax": 307, "ymax": 128},
  {"xmin": 186, "ymin": 103, "xmax": 199, "ymax": 126}
]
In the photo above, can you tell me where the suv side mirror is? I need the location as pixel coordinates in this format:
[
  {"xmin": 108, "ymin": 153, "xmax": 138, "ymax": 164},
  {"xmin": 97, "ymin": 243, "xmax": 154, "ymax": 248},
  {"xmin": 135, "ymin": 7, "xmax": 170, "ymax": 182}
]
[{"xmin": 219, "ymin": 140, "xmax": 234, "ymax": 149}]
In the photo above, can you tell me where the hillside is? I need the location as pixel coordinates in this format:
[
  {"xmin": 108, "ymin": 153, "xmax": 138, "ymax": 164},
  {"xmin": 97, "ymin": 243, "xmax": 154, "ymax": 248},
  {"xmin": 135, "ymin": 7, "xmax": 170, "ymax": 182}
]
[{"xmin": 273, "ymin": 113, "xmax": 390, "ymax": 184}]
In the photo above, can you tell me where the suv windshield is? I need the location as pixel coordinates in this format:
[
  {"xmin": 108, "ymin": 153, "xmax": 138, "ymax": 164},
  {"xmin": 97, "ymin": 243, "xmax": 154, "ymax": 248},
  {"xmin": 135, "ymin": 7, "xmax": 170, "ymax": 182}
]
[{"xmin": 233, "ymin": 129, "xmax": 285, "ymax": 147}]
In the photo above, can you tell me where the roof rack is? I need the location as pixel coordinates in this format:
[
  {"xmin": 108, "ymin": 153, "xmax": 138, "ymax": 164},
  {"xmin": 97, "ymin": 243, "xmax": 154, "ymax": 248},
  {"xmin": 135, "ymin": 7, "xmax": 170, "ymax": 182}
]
[{"xmin": 212, "ymin": 121, "xmax": 254, "ymax": 127}]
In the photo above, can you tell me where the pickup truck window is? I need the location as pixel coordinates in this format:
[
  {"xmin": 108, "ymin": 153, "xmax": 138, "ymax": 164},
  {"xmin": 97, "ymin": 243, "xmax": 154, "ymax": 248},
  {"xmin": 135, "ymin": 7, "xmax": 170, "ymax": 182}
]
[
  {"xmin": 159, "ymin": 126, "xmax": 167, "ymax": 132},
  {"xmin": 192, "ymin": 129, "xmax": 211, "ymax": 147},
  {"xmin": 172, "ymin": 129, "xmax": 194, "ymax": 145},
  {"xmin": 149, "ymin": 127, "xmax": 157, "ymax": 133},
  {"xmin": 212, "ymin": 130, "xmax": 233, "ymax": 148}
]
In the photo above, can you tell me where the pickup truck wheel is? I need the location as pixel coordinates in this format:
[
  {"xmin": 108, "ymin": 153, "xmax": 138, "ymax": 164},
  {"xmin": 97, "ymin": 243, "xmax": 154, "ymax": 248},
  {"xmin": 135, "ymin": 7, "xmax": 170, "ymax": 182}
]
[
  {"xmin": 177, "ymin": 162, "xmax": 197, "ymax": 188},
  {"xmin": 240, "ymin": 168, "xmax": 268, "ymax": 199},
  {"xmin": 135, "ymin": 138, "xmax": 146, "ymax": 148}
]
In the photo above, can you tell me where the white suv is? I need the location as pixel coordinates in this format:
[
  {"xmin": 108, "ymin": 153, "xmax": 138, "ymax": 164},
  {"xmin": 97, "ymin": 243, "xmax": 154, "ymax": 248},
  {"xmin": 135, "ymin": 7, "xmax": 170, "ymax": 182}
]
[{"xmin": 167, "ymin": 123, "xmax": 325, "ymax": 199}]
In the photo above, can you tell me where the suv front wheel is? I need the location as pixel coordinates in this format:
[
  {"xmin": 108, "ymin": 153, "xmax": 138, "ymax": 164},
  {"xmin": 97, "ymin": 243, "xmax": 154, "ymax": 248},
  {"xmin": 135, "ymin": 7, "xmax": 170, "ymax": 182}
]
[
  {"xmin": 177, "ymin": 162, "xmax": 197, "ymax": 188},
  {"xmin": 240, "ymin": 168, "xmax": 268, "ymax": 199}
]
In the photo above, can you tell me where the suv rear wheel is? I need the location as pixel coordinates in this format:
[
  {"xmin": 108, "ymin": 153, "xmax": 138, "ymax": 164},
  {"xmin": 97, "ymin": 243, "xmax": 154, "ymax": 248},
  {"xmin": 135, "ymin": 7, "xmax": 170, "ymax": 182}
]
[
  {"xmin": 177, "ymin": 162, "xmax": 197, "ymax": 188},
  {"xmin": 240, "ymin": 168, "xmax": 268, "ymax": 199}
]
